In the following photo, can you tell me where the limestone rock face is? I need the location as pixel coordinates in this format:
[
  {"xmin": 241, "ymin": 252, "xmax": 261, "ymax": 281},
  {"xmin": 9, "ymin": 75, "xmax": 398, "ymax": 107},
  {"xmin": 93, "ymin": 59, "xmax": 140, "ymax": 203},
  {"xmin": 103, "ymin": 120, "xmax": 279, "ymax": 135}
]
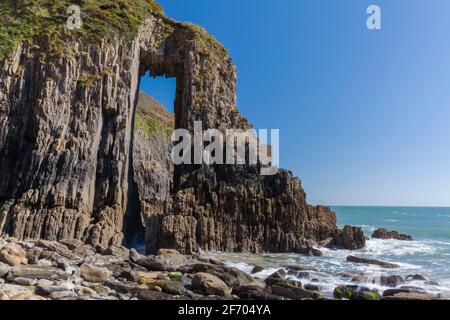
[{"xmin": 0, "ymin": 7, "xmax": 362, "ymax": 254}]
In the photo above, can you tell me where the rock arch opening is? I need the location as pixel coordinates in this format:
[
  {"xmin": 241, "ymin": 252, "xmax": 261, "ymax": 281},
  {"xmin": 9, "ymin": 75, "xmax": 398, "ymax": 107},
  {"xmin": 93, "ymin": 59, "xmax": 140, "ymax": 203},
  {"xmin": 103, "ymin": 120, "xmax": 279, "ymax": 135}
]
[{"xmin": 124, "ymin": 73, "xmax": 176, "ymax": 252}]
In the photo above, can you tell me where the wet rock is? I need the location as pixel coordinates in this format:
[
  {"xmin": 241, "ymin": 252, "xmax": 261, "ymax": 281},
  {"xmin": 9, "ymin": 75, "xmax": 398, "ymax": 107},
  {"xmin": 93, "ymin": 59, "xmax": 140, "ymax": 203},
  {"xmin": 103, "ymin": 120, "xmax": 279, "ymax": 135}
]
[
  {"xmin": 0, "ymin": 243, "xmax": 28, "ymax": 266},
  {"xmin": 350, "ymin": 291, "xmax": 381, "ymax": 300},
  {"xmin": 304, "ymin": 284, "xmax": 320, "ymax": 292},
  {"xmin": 264, "ymin": 269, "xmax": 287, "ymax": 286},
  {"xmin": 271, "ymin": 284, "xmax": 321, "ymax": 300},
  {"xmin": 406, "ymin": 274, "xmax": 427, "ymax": 281},
  {"xmin": 334, "ymin": 285, "xmax": 359, "ymax": 299},
  {"xmin": 290, "ymin": 271, "xmax": 310, "ymax": 279},
  {"xmin": 372, "ymin": 228, "xmax": 413, "ymax": 241},
  {"xmin": 376, "ymin": 275, "xmax": 405, "ymax": 287},
  {"xmin": 293, "ymin": 241, "xmax": 323, "ymax": 256},
  {"xmin": 80, "ymin": 264, "xmax": 112, "ymax": 283},
  {"xmin": 382, "ymin": 292, "xmax": 434, "ymax": 300},
  {"xmin": 251, "ymin": 266, "xmax": 264, "ymax": 274},
  {"xmin": 382, "ymin": 288, "xmax": 424, "ymax": 297},
  {"xmin": 330, "ymin": 225, "xmax": 366, "ymax": 250},
  {"xmin": 233, "ymin": 284, "xmax": 284, "ymax": 300},
  {"xmin": 192, "ymin": 273, "xmax": 232, "ymax": 297},
  {"xmin": 346, "ymin": 255, "xmax": 400, "ymax": 269},
  {"xmin": 284, "ymin": 265, "xmax": 319, "ymax": 272},
  {"xmin": 340, "ymin": 271, "xmax": 365, "ymax": 283}
]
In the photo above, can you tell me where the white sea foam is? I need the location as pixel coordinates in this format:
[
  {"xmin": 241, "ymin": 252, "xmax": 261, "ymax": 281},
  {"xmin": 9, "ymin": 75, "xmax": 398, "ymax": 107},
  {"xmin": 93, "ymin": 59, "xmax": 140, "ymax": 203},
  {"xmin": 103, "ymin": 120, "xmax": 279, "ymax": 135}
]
[{"xmin": 203, "ymin": 237, "xmax": 450, "ymax": 298}]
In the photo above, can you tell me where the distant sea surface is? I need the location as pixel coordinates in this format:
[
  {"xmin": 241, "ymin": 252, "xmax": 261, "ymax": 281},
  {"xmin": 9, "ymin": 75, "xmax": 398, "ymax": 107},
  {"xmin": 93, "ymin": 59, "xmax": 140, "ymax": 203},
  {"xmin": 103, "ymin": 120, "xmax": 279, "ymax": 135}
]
[{"xmin": 204, "ymin": 206, "xmax": 450, "ymax": 298}]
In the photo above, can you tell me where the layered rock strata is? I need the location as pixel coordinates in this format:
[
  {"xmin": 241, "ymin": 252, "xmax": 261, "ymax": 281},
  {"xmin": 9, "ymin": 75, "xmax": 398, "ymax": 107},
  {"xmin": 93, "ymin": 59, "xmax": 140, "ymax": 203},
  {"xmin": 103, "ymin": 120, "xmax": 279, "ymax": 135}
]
[{"xmin": 0, "ymin": 3, "xmax": 364, "ymax": 253}]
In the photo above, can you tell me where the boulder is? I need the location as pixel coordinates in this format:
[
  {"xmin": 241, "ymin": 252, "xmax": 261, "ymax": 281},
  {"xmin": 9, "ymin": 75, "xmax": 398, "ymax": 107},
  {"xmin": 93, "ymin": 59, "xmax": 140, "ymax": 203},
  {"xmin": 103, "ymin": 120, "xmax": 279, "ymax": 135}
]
[
  {"xmin": 350, "ymin": 291, "xmax": 381, "ymax": 300},
  {"xmin": 406, "ymin": 274, "xmax": 427, "ymax": 281},
  {"xmin": 191, "ymin": 263, "xmax": 254, "ymax": 288},
  {"xmin": 304, "ymin": 284, "xmax": 320, "ymax": 292},
  {"xmin": 372, "ymin": 228, "xmax": 413, "ymax": 241},
  {"xmin": 264, "ymin": 269, "xmax": 287, "ymax": 286},
  {"xmin": 8, "ymin": 293, "xmax": 46, "ymax": 300},
  {"xmin": 376, "ymin": 275, "xmax": 405, "ymax": 287},
  {"xmin": 382, "ymin": 292, "xmax": 433, "ymax": 300},
  {"xmin": 192, "ymin": 272, "xmax": 232, "ymax": 297},
  {"xmin": 346, "ymin": 255, "xmax": 400, "ymax": 269},
  {"xmin": 340, "ymin": 271, "xmax": 365, "ymax": 283},
  {"xmin": 80, "ymin": 264, "xmax": 112, "ymax": 283},
  {"xmin": 233, "ymin": 284, "xmax": 283, "ymax": 300},
  {"xmin": 0, "ymin": 243, "xmax": 28, "ymax": 266},
  {"xmin": 251, "ymin": 266, "xmax": 265, "ymax": 274},
  {"xmin": 157, "ymin": 249, "xmax": 181, "ymax": 256},
  {"xmin": 0, "ymin": 262, "xmax": 11, "ymax": 277},
  {"xmin": 59, "ymin": 239, "xmax": 84, "ymax": 250},
  {"xmin": 132, "ymin": 288, "xmax": 182, "ymax": 300},
  {"xmin": 382, "ymin": 288, "xmax": 423, "ymax": 297},
  {"xmin": 130, "ymin": 249, "xmax": 188, "ymax": 272},
  {"xmin": 9, "ymin": 265, "xmax": 69, "ymax": 280},
  {"xmin": 102, "ymin": 246, "xmax": 130, "ymax": 258},
  {"xmin": 271, "ymin": 284, "xmax": 321, "ymax": 300},
  {"xmin": 330, "ymin": 225, "xmax": 366, "ymax": 250},
  {"xmin": 49, "ymin": 291, "xmax": 79, "ymax": 300},
  {"xmin": 333, "ymin": 285, "xmax": 359, "ymax": 299}
]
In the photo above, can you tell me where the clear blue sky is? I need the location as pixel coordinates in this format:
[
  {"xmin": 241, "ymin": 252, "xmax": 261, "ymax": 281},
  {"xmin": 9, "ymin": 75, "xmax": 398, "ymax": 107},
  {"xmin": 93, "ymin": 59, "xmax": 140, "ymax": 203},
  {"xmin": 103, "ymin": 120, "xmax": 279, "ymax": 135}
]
[{"xmin": 140, "ymin": 0, "xmax": 450, "ymax": 207}]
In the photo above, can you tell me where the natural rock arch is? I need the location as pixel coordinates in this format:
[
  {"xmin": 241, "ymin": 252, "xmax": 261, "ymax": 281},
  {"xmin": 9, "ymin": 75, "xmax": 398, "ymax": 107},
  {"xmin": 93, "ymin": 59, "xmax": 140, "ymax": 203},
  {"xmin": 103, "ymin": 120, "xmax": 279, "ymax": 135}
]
[{"xmin": 0, "ymin": 10, "xmax": 361, "ymax": 253}]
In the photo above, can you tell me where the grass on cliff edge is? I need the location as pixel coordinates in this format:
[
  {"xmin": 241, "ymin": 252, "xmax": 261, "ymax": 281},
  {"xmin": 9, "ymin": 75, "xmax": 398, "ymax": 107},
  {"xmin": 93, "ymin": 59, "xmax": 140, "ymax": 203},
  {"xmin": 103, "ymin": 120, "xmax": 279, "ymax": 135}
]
[
  {"xmin": 0, "ymin": 0, "xmax": 165, "ymax": 59},
  {"xmin": 0, "ymin": 0, "xmax": 229, "ymax": 61}
]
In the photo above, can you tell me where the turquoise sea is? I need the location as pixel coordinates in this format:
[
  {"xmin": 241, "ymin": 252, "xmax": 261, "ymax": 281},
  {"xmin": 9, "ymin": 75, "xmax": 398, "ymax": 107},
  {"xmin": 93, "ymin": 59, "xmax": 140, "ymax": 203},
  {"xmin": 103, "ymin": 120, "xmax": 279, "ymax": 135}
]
[{"xmin": 205, "ymin": 206, "xmax": 450, "ymax": 298}]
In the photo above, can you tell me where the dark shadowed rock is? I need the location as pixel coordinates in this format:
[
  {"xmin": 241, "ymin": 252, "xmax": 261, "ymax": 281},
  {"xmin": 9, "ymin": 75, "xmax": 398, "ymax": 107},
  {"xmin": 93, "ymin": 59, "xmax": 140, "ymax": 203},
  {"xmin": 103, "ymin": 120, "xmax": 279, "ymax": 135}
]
[
  {"xmin": 271, "ymin": 284, "xmax": 321, "ymax": 300},
  {"xmin": 376, "ymin": 275, "xmax": 405, "ymax": 287},
  {"xmin": 133, "ymin": 289, "xmax": 184, "ymax": 300},
  {"xmin": 372, "ymin": 228, "xmax": 413, "ymax": 241},
  {"xmin": 264, "ymin": 270, "xmax": 287, "ymax": 286},
  {"xmin": 406, "ymin": 274, "xmax": 427, "ymax": 281},
  {"xmin": 251, "ymin": 266, "xmax": 265, "ymax": 274},
  {"xmin": 346, "ymin": 255, "xmax": 400, "ymax": 269}
]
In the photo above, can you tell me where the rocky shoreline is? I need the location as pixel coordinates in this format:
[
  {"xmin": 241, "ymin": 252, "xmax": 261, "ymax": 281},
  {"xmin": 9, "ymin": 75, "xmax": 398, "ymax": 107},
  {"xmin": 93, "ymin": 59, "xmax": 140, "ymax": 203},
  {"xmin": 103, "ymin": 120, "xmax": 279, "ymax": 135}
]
[{"xmin": 0, "ymin": 236, "xmax": 441, "ymax": 301}]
